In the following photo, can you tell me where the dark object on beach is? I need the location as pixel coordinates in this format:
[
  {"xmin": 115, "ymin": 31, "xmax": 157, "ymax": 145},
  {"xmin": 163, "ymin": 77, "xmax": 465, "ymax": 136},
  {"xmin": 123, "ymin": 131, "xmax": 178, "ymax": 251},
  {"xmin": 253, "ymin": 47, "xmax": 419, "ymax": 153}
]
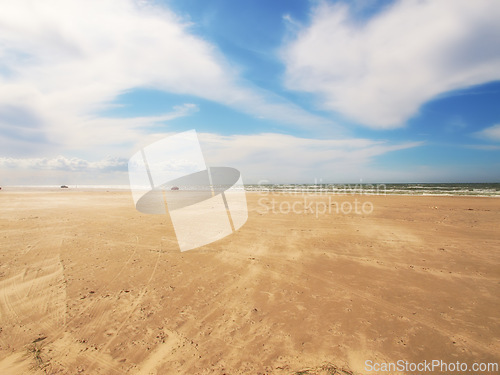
[
  {"xmin": 61, "ymin": 185, "xmax": 68, "ymax": 188},
  {"xmin": 171, "ymin": 186, "xmax": 179, "ymax": 190}
]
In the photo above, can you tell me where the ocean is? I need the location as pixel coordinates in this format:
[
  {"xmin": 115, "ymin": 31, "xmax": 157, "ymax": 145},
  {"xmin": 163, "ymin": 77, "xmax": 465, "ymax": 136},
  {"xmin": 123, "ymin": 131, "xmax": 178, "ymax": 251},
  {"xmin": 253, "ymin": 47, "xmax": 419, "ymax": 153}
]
[{"xmin": 244, "ymin": 183, "xmax": 500, "ymax": 197}]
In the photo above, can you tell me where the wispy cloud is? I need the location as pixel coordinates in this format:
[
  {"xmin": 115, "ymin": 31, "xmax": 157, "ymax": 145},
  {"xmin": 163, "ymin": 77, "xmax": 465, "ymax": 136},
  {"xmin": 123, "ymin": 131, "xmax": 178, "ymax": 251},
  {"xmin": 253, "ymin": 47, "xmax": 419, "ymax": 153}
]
[
  {"xmin": 474, "ymin": 124, "xmax": 500, "ymax": 142},
  {"xmin": 0, "ymin": 155, "xmax": 127, "ymax": 171},
  {"xmin": 0, "ymin": 132, "xmax": 423, "ymax": 184},
  {"xmin": 282, "ymin": 0, "xmax": 500, "ymax": 128},
  {"xmin": 0, "ymin": 101, "xmax": 199, "ymax": 158},
  {"xmin": 198, "ymin": 132, "xmax": 423, "ymax": 182}
]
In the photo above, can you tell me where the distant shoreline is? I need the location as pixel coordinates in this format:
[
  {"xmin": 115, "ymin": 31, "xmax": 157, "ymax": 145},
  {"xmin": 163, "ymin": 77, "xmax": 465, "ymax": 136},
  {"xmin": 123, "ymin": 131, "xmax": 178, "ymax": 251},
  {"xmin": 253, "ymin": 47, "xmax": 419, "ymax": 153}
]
[{"xmin": 1, "ymin": 183, "xmax": 499, "ymax": 197}]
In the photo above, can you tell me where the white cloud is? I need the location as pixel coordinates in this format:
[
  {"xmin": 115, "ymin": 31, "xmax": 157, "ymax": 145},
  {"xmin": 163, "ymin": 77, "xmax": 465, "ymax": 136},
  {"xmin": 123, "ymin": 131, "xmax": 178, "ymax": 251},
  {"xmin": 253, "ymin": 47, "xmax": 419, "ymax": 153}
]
[
  {"xmin": 198, "ymin": 132, "xmax": 422, "ymax": 183},
  {"xmin": 0, "ymin": 0, "xmax": 328, "ymax": 157},
  {"xmin": 0, "ymin": 102, "xmax": 198, "ymax": 158},
  {"xmin": 282, "ymin": 0, "xmax": 500, "ymax": 128},
  {"xmin": 60, "ymin": 103, "xmax": 199, "ymax": 149},
  {"xmin": 474, "ymin": 124, "xmax": 500, "ymax": 142},
  {"xmin": 0, "ymin": 155, "xmax": 127, "ymax": 171},
  {"xmin": 0, "ymin": 132, "xmax": 422, "ymax": 184}
]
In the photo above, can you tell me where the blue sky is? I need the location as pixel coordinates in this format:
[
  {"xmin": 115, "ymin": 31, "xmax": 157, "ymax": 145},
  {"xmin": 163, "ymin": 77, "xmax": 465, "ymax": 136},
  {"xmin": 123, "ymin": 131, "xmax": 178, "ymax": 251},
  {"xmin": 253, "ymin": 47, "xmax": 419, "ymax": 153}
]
[{"xmin": 0, "ymin": 0, "xmax": 499, "ymax": 184}]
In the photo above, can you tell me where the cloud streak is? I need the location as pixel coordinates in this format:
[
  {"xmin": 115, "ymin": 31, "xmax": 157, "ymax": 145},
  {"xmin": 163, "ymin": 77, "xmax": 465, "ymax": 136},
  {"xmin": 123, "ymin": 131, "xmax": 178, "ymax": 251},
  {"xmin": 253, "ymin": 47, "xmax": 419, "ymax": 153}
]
[
  {"xmin": 0, "ymin": 155, "xmax": 127, "ymax": 172},
  {"xmin": 1, "ymin": 132, "xmax": 423, "ymax": 184},
  {"xmin": 474, "ymin": 124, "xmax": 500, "ymax": 142},
  {"xmin": 282, "ymin": 0, "xmax": 500, "ymax": 128},
  {"xmin": 199, "ymin": 132, "xmax": 423, "ymax": 183}
]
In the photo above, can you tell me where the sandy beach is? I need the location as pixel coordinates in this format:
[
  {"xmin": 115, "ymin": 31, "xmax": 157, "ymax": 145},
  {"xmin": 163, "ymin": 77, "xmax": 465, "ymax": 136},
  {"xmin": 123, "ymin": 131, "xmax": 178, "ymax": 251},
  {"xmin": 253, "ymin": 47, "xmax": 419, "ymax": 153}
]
[{"xmin": 0, "ymin": 190, "xmax": 499, "ymax": 374}]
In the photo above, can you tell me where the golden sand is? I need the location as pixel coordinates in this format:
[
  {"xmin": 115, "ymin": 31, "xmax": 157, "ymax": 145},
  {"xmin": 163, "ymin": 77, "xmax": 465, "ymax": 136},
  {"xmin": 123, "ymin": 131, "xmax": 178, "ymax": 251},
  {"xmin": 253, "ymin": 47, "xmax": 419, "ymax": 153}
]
[{"xmin": 0, "ymin": 191, "xmax": 499, "ymax": 374}]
